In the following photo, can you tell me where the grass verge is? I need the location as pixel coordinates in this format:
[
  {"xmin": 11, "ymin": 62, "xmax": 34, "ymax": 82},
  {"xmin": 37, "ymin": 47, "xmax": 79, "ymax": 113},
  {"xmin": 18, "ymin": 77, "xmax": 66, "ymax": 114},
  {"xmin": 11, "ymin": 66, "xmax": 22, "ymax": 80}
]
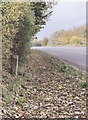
[{"xmin": 2, "ymin": 49, "xmax": 87, "ymax": 118}]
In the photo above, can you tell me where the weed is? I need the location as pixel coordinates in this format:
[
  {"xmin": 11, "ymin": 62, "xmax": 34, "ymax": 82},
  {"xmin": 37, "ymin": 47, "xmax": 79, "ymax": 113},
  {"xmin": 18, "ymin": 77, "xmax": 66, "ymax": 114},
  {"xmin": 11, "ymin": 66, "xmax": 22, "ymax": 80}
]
[
  {"xmin": 82, "ymin": 82, "xmax": 88, "ymax": 88},
  {"xmin": 27, "ymin": 116, "xmax": 32, "ymax": 119},
  {"xmin": 70, "ymin": 78, "xmax": 75, "ymax": 83},
  {"xmin": 72, "ymin": 83, "xmax": 75, "ymax": 89},
  {"xmin": 72, "ymin": 72, "xmax": 77, "ymax": 76},
  {"xmin": 5, "ymin": 96, "xmax": 12, "ymax": 104},
  {"xmin": 38, "ymin": 95, "xmax": 45, "ymax": 101},
  {"xmin": 18, "ymin": 96, "xmax": 26, "ymax": 103},
  {"xmin": 52, "ymin": 71, "xmax": 57, "ymax": 75},
  {"xmin": 83, "ymin": 74, "xmax": 86, "ymax": 78},
  {"xmin": 79, "ymin": 75, "xmax": 82, "ymax": 79},
  {"xmin": 55, "ymin": 84, "xmax": 59, "ymax": 88},
  {"xmin": 65, "ymin": 73, "xmax": 70, "ymax": 79},
  {"xmin": 4, "ymin": 91, "xmax": 13, "ymax": 104},
  {"xmin": 68, "ymin": 66, "xmax": 74, "ymax": 71},
  {"xmin": 56, "ymin": 78, "xmax": 60, "ymax": 82},
  {"xmin": 59, "ymin": 65, "xmax": 66, "ymax": 72},
  {"xmin": 56, "ymin": 63, "xmax": 59, "ymax": 66},
  {"xmin": 78, "ymin": 70, "xmax": 83, "ymax": 75},
  {"xmin": 35, "ymin": 85, "xmax": 44, "ymax": 91},
  {"xmin": 57, "ymin": 58, "xmax": 60, "ymax": 61},
  {"xmin": 19, "ymin": 89, "xmax": 25, "ymax": 96}
]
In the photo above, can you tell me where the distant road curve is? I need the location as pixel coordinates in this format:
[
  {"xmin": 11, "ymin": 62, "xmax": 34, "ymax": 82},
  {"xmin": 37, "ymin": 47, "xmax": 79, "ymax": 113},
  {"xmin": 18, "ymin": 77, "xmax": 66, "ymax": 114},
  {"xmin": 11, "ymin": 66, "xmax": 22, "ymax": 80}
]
[{"xmin": 31, "ymin": 46, "xmax": 86, "ymax": 71}]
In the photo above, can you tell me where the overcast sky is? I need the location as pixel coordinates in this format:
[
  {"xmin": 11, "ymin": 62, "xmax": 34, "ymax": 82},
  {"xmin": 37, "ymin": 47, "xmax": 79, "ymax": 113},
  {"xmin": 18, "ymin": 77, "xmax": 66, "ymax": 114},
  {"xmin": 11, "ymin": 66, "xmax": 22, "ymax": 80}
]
[{"xmin": 36, "ymin": 1, "xmax": 86, "ymax": 41}]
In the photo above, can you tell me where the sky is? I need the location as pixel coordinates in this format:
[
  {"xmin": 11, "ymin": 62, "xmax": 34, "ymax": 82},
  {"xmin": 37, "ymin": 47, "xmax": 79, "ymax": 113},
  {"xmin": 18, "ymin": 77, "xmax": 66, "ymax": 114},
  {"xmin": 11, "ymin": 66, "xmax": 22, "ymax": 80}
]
[{"xmin": 36, "ymin": 1, "xmax": 86, "ymax": 41}]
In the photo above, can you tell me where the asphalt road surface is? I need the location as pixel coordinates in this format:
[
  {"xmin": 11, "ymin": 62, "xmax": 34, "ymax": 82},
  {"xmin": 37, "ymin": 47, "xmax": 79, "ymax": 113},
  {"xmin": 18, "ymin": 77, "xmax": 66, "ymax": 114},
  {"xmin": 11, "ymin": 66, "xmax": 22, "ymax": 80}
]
[{"xmin": 32, "ymin": 46, "xmax": 86, "ymax": 71}]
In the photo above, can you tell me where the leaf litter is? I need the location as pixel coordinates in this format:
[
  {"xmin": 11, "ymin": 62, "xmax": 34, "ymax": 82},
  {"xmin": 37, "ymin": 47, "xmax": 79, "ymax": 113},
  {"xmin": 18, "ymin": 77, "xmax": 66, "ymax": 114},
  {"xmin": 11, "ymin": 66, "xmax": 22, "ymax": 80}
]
[{"xmin": 2, "ymin": 50, "xmax": 87, "ymax": 119}]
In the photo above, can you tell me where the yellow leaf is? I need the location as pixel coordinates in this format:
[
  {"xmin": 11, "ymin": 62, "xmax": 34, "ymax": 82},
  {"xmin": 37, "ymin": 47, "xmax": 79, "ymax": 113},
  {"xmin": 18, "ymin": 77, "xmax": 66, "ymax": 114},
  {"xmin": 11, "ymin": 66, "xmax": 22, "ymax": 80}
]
[
  {"xmin": 58, "ymin": 86, "xmax": 63, "ymax": 89},
  {"xmin": 42, "ymin": 109, "xmax": 45, "ymax": 112},
  {"xmin": 45, "ymin": 103, "xmax": 52, "ymax": 107},
  {"xmin": 64, "ymin": 112, "xmax": 68, "ymax": 115},
  {"xmin": 74, "ymin": 96, "xmax": 79, "ymax": 100},
  {"xmin": 40, "ymin": 116, "xmax": 44, "ymax": 118}
]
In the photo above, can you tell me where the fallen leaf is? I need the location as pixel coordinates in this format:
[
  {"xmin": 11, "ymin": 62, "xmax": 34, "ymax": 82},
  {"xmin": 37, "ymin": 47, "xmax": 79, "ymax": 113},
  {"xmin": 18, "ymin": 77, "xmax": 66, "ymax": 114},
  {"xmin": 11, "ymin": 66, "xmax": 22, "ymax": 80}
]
[{"xmin": 58, "ymin": 86, "xmax": 63, "ymax": 89}]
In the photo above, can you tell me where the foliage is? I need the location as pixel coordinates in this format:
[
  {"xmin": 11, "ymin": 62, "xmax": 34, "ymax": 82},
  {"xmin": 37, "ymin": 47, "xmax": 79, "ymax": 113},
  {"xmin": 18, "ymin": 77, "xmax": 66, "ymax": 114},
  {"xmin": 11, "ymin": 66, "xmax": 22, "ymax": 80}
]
[
  {"xmin": 42, "ymin": 37, "xmax": 49, "ymax": 46},
  {"xmin": 70, "ymin": 36, "xmax": 83, "ymax": 45},
  {"xmin": 2, "ymin": 2, "xmax": 53, "ymax": 70},
  {"xmin": 45, "ymin": 25, "xmax": 86, "ymax": 46},
  {"xmin": 32, "ymin": 40, "xmax": 42, "ymax": 47},
  {"xmin": 2, "ymin": 2, "xmax": 33, "ymax": 69}
]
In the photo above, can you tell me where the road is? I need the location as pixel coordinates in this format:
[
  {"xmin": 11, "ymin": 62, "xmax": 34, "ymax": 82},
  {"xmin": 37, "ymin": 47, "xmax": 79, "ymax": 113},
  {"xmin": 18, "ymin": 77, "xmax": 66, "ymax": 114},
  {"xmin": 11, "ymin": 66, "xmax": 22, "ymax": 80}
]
[{"xmin": 32, "ymin": 46, "xmax": 86, "ymax": 71}]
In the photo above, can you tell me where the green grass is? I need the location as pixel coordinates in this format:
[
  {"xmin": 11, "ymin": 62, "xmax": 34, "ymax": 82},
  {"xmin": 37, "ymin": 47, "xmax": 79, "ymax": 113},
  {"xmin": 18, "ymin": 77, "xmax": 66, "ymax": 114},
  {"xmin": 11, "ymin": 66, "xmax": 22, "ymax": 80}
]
[
  {"xmin": 72, "ymin": 83, "xmax": 75, "ymax": 89},
  {"xmin": 38, "ymin": 95, "xmax": 45, "ymax": 101},
  {"xmin": 56, "ymin": 57, "xmax": 86, "ymax": 88},
  {"xmin": 35, "ymin": 85, "xmax": 44, "ymax": 91},
  {"xmin": 58, "ymin": 65, "xmax": 67, "ymax": 72},
  {"xmin": 82, "ymin": 81, "xmax": 88, "ymax": 88},
  {"xmin": 18, "ymin": 96, "xmax": 27, "ymax": 104},
  {"xmin": 3, "ymin": 91, "xmax": 13, "ymax": 104},
  {"xmin": 65, "ymin": 73, "xmax": 70, "ymax": 79},
  {"xmin": 72, "ymin": 71, "xmax": 77, "ymax": 76}
]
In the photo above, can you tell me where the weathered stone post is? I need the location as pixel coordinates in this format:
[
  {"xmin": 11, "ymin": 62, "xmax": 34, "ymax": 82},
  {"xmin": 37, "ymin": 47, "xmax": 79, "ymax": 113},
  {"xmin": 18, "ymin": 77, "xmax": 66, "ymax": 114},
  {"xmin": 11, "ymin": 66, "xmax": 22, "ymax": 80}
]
[{"xmin": 11, "ymin": 55, "xmax": 19, "ymax": 76}]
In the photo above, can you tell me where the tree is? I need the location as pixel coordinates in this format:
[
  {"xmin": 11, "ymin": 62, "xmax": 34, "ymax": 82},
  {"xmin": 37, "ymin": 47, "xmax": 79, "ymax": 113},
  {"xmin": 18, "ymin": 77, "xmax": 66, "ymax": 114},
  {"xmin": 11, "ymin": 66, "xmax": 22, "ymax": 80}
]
[
  {"xmin": 47, "ymin": 25, "xmax": 86, "ymax": 46},
  {"xmin": 2, "ymin": 2, "xmax": 53, "ymax": 74},
  {"xmin": 2, "ymin": 2, "xmax": 34, "ymax": 71},
  {"xmin": 57, "ymin": 38, "xmax": 62, "ymax": 45},
  {"xmin": 42, "ymin": 37, "xmax": 49, "ymax": 46},
  {"xmin": 32, "ymin": 40, "xmax": 42, "ymax": 46},
  {"xmin": 70, "ymin": 36, "xmax": 82, "ymax": 44}
]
